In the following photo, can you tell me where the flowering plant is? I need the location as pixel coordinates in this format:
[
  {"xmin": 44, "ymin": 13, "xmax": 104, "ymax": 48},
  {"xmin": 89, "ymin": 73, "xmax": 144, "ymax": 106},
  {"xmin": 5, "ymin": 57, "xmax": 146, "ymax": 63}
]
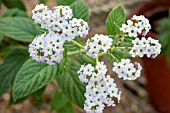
[{"xmin": 0, "ymin": 0, "xmax": 161, "ymax": 113}]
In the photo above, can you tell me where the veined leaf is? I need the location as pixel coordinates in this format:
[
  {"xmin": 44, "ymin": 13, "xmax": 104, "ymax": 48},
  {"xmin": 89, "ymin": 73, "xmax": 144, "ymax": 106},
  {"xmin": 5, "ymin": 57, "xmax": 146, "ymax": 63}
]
[
  {"xmin": 56, "ymin": 58, "xmax": 86, "ymax": 108},
  {"xmin": 106, "ymin": 49, "xmax": 125, "ymax": 63},
  {"xmin": 2, "ymin": 0, "xmax": 26, "ymax": 11},
  {"xmin": 1, "ymin": 8, "xmax": 27, "ymax": 17},
  {"xmin": 71, "ymin": 53, "xmax": 95, "ymax": 65},
  {"xmin": 51, "ymin": 90, "xmax": 75, "ymax": 113},
  {"xmin": 12, "ymin": 59, "xmax": 59, "ymax": 101},
  {"xmin": 64, "ymin": 41, "xmax": 80, "ymax": 51},
  {"xmin": 0, "ymin": 17, "xmax": 37, "ymax": 42},
  {"xmin": 70, "ymin": 1, "xmax": 89, "ymax": 22},
  {"xmin": 0, "ymin": 46, "xmax": 29, "ymax": 96},
  {"xmin": 106, "ymin": 5, "xmax": 126, "ymax": 35}
]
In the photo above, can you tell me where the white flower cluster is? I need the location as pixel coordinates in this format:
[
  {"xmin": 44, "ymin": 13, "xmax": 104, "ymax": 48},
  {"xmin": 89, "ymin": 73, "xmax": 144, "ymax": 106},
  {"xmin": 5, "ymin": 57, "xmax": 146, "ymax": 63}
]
[
  {"xmin": 120, "ymin": 15, "xmax": 151, "ymax": 37},
  {"xmin": 29, "ymin": 32, "xmax": 65, "ymax": 65},
  {"xmin": 78, "ymin": 62, "xmax": 121, "ymax": 113},
  {"xmin": 32, "ymin": 4, "xmax": 89, "ymax": 41},
  {"xmin": 29, "ymin": 4, "xmax": 90, "ymax": 64},
  {"xmin": 130, "ymin": 37, "xmax": 161, "ymax": 58},
  {"xmin": 85, "ymin": 34, "xmax": 113, "ymax": 58},
  {"xmin": 113, "ymin": 59, "xmax": 142, "ymax": 80}
]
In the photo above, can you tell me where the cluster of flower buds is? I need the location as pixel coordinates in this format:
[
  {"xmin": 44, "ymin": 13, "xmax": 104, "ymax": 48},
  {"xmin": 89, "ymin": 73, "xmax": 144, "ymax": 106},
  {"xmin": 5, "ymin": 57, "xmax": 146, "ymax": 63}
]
[
  {"xmin": 78, "ymin": 62, "xmax": 121, "ymax": 113},
  {"xmin": 112, "ymin": 59, "xmax": 142, "ymax": 80},
  {"xmin": 130, "ymin": 37, "xmax": 161, "ymax": 58},
  {"xmin": 120, "ymin": 15, "xmax": 151, "ymax": 37},
  {"xmin": 85, "ymin": 34, "xmax": 113, "ymax": 58},
  {"xmin": 29, "ymin": 32, "xmax": 65, "ymax": 65}
]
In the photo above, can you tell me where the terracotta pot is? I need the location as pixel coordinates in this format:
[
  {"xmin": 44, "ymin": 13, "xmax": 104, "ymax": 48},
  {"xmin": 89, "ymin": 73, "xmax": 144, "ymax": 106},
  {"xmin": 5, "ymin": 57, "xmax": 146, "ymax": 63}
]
[{"xmin": 131, "ymin": 1, "xmax": 170, "ymax": 113}]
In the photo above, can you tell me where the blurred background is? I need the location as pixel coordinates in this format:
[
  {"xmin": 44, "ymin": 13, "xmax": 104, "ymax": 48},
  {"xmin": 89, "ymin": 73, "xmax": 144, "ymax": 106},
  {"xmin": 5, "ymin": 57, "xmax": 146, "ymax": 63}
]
[{"xmin": 0, "ymin": 0, "xmax": 170, "ymax": 113}]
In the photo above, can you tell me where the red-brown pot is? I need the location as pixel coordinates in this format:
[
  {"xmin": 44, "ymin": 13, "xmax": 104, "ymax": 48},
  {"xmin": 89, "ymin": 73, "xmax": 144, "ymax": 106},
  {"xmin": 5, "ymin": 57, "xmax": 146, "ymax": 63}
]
[{"xmin": 130, "ymin": 1, "xmax": 170, "ymax": 113}]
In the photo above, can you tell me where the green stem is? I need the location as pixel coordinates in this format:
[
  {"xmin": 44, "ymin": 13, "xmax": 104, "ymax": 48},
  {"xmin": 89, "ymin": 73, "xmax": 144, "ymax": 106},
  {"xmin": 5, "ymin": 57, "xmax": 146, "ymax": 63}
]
[
  {"xmin": 108, "ymin": 52, "xmax": 119, "ymax": 62},
  {"xmin": 96, "ymin": 56, "xmax": 99, "ymax": 64},
  {"xmin": 117, "ymin": 47, "xmax": 132, "ymax": 50},
  {"xmin": 111, "ymin": 37, "xmax": 125, "ymax": 51},
  {"xmin": 71, "ymin": 40, "xmax": 84, "ymax": 49},
  {"xmin": 67, "ymin": 49, "xmax": 85, "ymax": 55},
  {"xmin": 108, "ymin": 35, "xmax": 114, "ymax": 38},
  {"xmin": 97, "ymin": 52, "xmax": 107, "ymax": 57}
]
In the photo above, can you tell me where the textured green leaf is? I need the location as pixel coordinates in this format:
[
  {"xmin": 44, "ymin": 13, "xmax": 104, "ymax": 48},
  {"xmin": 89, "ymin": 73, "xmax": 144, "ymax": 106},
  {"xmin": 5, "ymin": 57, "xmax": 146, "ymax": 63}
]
[
  {"xmin": 39, "ymin": 0, "xmax": 49, "ymax": 4},
  {"xmin": 106, "ymin": 5, "xmax": 126, "ymax": 35},
  {"xmin": 70, "ymin": 1, "xmax": 89, "ymax": 22},
  {"xmin": 0, "ymin": 17, "xmax": 37, "ymax": 42},
  {"xmin": 71, "ymin": 53, "xmax": 95, "ymax": 65},
  {"xmin": 0, "ymin": 47, "xmax": 29, "ymax": 96},
  {"xmin": 56, "ymin": 0, "xmax": 79, "ymax": 6},
  {"xmin": 2, "ymin": 0, "xmax": 26, "ymax": 11},
  {"xmin": 1, "ymin": 8, "xmax": 27, "ymax": 17},
  {"xmin": 12, "ymin": 59, "xmax": 59, "ymax": 101},
  {"xmin": 56, "ymin": 58, "xmax": 86, "ymax": 108},
  {"xmin": 106, "ymin": 49, "xmax": 125, "ymax": 63},
  {"xmin": 51, "ymin": 90, "xmax": 75, "ymax": 113},
  {"xmin": 64, "ymin": 40, "xmax": 80, "ymax": 51}
]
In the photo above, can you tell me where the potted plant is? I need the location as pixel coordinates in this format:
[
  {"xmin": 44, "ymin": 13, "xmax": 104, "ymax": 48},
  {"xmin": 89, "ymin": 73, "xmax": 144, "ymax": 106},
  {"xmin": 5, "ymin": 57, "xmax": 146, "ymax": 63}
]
[{"xmin": 131, "ymin": 1, "xmax": 170, "ymax": 112}]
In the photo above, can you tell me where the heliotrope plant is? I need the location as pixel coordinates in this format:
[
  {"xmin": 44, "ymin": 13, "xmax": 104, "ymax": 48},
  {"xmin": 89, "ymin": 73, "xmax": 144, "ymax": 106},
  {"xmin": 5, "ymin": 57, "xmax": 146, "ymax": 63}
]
[
  {"xmin": 0, "ymin": 0, "xmax": 161, "ymax": 113},
  {"xmin": 28, "ymin": 3, "xmax": 161, "ymax": 113}
]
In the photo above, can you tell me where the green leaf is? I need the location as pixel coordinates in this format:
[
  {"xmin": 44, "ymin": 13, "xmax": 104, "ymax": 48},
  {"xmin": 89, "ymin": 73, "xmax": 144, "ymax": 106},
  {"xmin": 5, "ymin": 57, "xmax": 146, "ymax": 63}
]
[
  {"xmin": 56, "ymin": 58, "xmax": 86, "ymax": 108},
  {"xmin": 8, "ymin": 93, "xmax": 28, "ymax": 106},
  {"xmin": 31, "ymin": 86, "xmax": 46, "ymax": 106},
  {"xmin": 71, "ymin": 53, "xmax": 95, "ymax": 65},
  {"xmin": 39, "ymin": 0, "xmax": 49, "ymax": 4},
  {"xmin": 12, "ymin": 59, "xmax": 59, "ymax": 101},
  {"xmin": 56, "ymin": 0, "xmax": 79, "ymax": 6},
  {"xmin": 106, "ymin": 49, "xmax": 125, "ymax": 63},
  {"xmin": 70, "ymin": 1, "xmax": 89, "ymax": 22},
  {"xmin": 64, "ymin": 41, "xmax": 80, "ymax": 51},
  {"xmin": 0, "ymin": 17, "xmax": 38, "ymax": 42},
  {"xmin": 1, "ymin": 8, "xmax": 28, "ymax": 17},
  {"xmin": 106, "ymin": 5, "xmax": 126, "ymax": 35},
  {"xmin": 2, "ymin": 0, "xmax": 26, "ymax": 11},
  {"xmin": 51, "ymin": 90, "xmax": 75, "ymax": 113},
  {"xmin": 0, "ymin": 46, "xmax": 29, "ymax": 96}
]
